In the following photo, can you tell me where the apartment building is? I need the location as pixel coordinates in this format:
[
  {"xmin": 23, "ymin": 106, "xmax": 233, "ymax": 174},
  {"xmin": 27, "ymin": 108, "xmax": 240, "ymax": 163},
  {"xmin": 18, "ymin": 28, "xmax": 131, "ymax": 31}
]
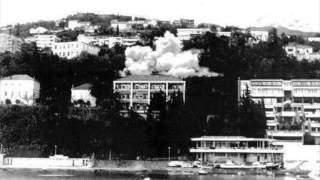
[
  {"xmin": 32, "ymin": 34, "xmax": 59, "ymax": 49},
  {"xmin": 249, "ymin": 30, "xmax": 269, "ymax": 42},
  {"xmin": 0, "ymin": 33, "xmax": 23, "ymax": 53},
  {"xmin": 173, "ymin": 19, "xmax": 195, "ymax": 28},
  {"xmin": 238, "ymin": 79, "xmax": 320, "ymax": 141},
  {"xmin": 29, "ymin": 26, "xmax": 48, "ymax": 34},
  {"xmin": 177, "ymin": 28, "xmax": 211, "ymax": 41},
  {"xmin": 113, "ymin": 75, "xmax": 186, "ymax": 116},
  {"xmin": 51, "ymin": 41, "xmax": 100, "ymax": 59},
  {"xmin": 284, "ymin": 43, "xmax": 314, "ymax": 61},
  {"xmin": 71, "ymin": 83, "xmax": 96, "ymax": 107},
  {"xmin": 110, "ymin": 20, "xmax": 132, "ymax": 32},
  {"xmin": 77, "ymin": 34, "xmax": 139, "ymax": 47},
  {"xmin": 0, "ymin": 74, "xmax": 40, "ymax": 105}
]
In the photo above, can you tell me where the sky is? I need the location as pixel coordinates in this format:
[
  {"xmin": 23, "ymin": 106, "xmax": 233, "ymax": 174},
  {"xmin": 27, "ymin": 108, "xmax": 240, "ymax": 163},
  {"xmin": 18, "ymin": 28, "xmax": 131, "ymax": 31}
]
[{"xmin": 0, "ymin": 0, "xmax": 319, "ymax": 32}]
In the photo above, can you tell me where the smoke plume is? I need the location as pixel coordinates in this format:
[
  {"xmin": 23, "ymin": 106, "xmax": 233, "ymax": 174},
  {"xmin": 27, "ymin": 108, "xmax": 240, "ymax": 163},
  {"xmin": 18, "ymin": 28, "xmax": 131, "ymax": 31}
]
[{"xmin": 123, "ymin": 31, "xmax": 219, "ymax": 78}]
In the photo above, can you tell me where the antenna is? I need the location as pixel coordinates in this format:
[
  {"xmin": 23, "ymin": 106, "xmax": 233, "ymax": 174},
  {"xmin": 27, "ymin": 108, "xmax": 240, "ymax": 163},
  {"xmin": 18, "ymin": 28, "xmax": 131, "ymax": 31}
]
[{"xmin": 0, "ymin": 0, "xmax": 2, "ymax": 28}]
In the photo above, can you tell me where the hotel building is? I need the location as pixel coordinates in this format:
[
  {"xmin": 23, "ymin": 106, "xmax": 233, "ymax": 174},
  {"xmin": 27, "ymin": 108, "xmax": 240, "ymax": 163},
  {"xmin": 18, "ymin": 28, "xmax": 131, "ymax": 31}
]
[
  {"xmin": 51, "ymin": 41, "xmax": 100, "ymax": 59},
  {"xmin": 239, "ymin": 79, "xmax": 320, "ymax": 141},
  {"xmin": 113, "ymin": 75, "xmax": 186, "ymax": 116}
]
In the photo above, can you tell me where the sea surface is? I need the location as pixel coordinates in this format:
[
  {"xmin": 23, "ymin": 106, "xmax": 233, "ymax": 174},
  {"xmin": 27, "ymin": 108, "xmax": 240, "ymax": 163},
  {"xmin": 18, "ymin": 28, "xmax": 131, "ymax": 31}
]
[{"xmin": 0, "ymin": 169, "xmax": 292, "ymax": 180}]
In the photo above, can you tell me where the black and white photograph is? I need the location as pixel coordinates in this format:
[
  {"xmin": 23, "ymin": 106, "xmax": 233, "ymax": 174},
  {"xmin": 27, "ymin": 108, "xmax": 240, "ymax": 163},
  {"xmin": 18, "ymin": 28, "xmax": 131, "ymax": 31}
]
[{"xmin": 0, "ymin": 0, "xmax": 319, "ymax": 179}]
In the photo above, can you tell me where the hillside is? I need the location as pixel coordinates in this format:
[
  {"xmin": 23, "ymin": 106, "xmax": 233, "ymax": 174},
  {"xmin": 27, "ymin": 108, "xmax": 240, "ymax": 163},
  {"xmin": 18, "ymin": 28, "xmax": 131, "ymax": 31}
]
[{"xmin": 247, "ymin": 25, "xmax": 320, "ymax": 37}]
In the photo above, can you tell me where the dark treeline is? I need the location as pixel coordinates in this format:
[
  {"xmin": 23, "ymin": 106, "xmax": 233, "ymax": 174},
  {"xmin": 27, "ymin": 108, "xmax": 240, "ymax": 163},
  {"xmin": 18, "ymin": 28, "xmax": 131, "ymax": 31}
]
[{"xmin": 0, "ymin": 28, "xmax": 319, "ymax": 159}]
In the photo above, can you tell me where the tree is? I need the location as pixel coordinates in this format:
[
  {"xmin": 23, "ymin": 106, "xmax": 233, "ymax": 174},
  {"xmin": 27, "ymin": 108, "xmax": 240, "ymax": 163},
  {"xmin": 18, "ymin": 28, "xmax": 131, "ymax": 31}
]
[{"xmin": 238, "ymin": 86, "xmax": 266, "ymax": 137}]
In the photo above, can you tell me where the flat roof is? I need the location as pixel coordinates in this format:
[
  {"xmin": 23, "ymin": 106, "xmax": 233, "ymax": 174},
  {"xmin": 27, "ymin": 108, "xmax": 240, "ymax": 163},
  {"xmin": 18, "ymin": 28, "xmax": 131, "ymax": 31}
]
[
  {"xmin": 72, "ymin": 83, "xmax": 92, "ymax": 90},
  {"xmin": 115, "ymin": 75, "xmax": 184, "ymax": 82},
  {"xmin": 2, "ymin": 74, "xmax": 37, "ymax": 81},
  {"xmin": 191, "ymin": 136, "xmax": 274, "ymax": 142}
]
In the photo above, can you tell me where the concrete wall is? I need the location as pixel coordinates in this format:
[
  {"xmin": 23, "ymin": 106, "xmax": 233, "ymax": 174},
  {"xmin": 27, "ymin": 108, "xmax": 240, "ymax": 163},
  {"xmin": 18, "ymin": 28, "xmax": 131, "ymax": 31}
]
[
  {"xmin": 274, "ymin": 141, "xmax": 320, "ymax": 171},
  {"xmin": 94, "ymin": 160, "xmax": 168, "ymax": 170},
  {"xmin": 2, "ymin": 157, "xmax": 91, "ymax": 168}
]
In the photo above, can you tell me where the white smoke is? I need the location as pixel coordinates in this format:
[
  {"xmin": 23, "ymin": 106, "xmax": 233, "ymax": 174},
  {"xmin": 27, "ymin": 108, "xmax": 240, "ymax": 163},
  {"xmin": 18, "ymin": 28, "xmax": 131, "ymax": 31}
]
[{"xmin": 123, "ymin": 31, "xmax": 220, "ymax": 78}]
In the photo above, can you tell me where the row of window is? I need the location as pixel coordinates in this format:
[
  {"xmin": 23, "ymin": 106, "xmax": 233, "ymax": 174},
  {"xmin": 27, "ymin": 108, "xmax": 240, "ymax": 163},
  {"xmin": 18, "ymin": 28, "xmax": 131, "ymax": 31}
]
[
  {"xmin": 56, "ymin": 51, "xmax": 81, "ymax": 57},
  {"xmin": 4, "ymin": 91, "xmax": 28, "ymax": 97},
  {"xmin": 54, "ymin": 43, "xmax": 80, "ymax": 49}
]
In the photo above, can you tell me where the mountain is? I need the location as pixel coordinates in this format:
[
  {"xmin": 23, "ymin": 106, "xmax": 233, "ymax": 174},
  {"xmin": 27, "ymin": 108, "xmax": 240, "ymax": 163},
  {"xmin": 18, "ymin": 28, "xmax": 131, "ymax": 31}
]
[{"xmin": 247, "ymin": 25, "xmax": 319, "ymax": 37}]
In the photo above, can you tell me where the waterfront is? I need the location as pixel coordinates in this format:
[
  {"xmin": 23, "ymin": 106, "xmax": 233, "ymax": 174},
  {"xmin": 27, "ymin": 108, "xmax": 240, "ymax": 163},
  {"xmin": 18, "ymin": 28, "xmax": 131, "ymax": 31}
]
[{"xmin": 0, "ymin": 170, "xmax": 293, "ymax": 180}]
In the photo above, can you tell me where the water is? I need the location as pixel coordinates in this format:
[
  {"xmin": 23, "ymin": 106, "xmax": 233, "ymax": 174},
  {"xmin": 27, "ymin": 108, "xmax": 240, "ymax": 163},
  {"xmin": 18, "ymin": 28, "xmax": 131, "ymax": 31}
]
[{"xmin": 0, "ymin": 170, "xmax": 290, "ymax": 180}]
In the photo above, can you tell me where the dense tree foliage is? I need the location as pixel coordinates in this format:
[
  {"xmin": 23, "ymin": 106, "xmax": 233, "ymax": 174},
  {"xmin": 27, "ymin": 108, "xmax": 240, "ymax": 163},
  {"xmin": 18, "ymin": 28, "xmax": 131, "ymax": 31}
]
[{"xmin": 1, "ymin": 27, "xmax": 320, "ymax": 158}]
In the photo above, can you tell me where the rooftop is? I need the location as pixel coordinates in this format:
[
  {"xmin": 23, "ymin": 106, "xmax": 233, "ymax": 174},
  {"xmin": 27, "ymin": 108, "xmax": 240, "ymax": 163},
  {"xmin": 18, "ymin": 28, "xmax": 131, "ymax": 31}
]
[
  {"xmin": 72, "ymin": 83, "xmax": 93, "ymax": 90},
  {"xmin": 191, "ymin": 136, "xmax": 274, "ymax": 142},
  {"xmin": 2, "ymin": 74, "xmax": 37, "ymax": 81},
  {"xmin": 115, "ymin": 75, "xmax": 184, "ymax": 82},
  {"xmin": 286, "ymin": 42, "xmax": 312, "ymax": 49}
]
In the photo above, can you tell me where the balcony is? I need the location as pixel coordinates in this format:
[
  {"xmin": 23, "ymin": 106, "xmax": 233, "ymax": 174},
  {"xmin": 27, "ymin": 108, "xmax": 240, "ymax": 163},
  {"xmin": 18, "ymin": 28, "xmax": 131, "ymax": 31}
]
[
  {"xmin": 132, "ymin": 98, "xmax": 148, "ymax": 103},
  {"xmin": 190, "ymin": 147, "xmax": 283, "ymax": 154},
  {"xmin": 267, "ymin": 130, "xmax": 303, "ymax": 137}
]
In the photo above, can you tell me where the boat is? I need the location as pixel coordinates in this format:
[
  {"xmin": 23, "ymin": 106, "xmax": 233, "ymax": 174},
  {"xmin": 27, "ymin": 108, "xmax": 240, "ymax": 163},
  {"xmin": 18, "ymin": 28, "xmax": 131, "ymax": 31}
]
[
  {"xmin": 266, "ymin": 162, "xmax": 281, "ymax": 170},
  {"xmin": 220, "ymin": 161, "xmax": 267, "ymax": 169},
  {"xmin": 296, "ymin": 174, "xmax": 314, "ymax": 180},
  {"xmin": 198, "ymin": 168, "xmax": 208, "ymax": 175}
]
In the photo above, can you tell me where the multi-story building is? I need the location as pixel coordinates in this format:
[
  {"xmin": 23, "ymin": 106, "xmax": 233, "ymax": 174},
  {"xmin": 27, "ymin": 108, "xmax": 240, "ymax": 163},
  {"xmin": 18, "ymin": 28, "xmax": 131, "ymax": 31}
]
[
  {"xmin": 77, "ymin": 34, "xmax": 139, "ymax": 47},
  {"xmin": 0, "ymin": 74, "xmax": 40, "ymax": 105},
  {"xmin": 32, "ymin": 34, "xmax": 59, "ymax": 49},
  {"xmin": 110, "ymin": 20, "xmax": 131, "ymax": 32},
  {"xmin": 190, "ymin": 136, "xmax": 284, "ymax": 165},
  {"xmin": 307, "ymin": 37, "xmax": 320, "ymax": 42},
  {"xmin": 51, "ymin": 41, "xmax": 100, "ymax": 59},
  {"xmin": 284, "ymin": 43, "xmax": 314, "ymax": 61},
  {"xmin": 177, "ymin": 28, "xmax": 211, "ymax": 41},
  {"xmin": 0, "ymin": 33, "xmax": 23, "ymax": 53},
  {"xmin": 71, "ymin": 83, "xmax": 96, "ymax": 107},
  {"xmin": 173, "ymin": 19, "xmax": 195, "ymax": 28},
  {"xmin": 29, "ymin": 26, "xmax": 48, "ymax": 34},
  {"xmin": 216, "ymin": 31, "xmax": 232, "ymax": 37},
  {"xmin": 238, "ymin": 79, "xmax": 320, "ymax": 141},
  {"xmin": 249, "ymin": 30, "xmax": 269, "ymax": 42},
  {"xmin": 67, "ymin": 20, "xmax": 98, "ymax": 33},
  {"xmin": 113, "ymin": 75, "xmax": 186, "ymax": 116}
]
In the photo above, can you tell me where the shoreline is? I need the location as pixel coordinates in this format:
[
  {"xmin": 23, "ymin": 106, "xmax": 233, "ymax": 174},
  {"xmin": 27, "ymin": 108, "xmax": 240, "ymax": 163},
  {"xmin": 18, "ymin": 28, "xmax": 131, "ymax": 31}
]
[{"xmin": 0, "ymin": 166, "xmax": 311, "ymax": 177}]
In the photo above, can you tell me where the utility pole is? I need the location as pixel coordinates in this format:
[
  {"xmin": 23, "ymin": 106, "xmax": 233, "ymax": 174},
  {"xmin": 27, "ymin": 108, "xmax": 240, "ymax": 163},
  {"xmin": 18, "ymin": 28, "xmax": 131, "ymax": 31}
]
[{"xmin": 54, "ymin": 145, "xmax": 57, "ymax": 155}]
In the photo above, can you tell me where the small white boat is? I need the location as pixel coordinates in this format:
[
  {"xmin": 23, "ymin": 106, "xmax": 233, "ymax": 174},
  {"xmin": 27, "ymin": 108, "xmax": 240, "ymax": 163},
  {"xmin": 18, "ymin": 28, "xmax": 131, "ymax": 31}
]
[{"xmin": 198, "ymin": 168, "xmax": 208, "ymax": 175}]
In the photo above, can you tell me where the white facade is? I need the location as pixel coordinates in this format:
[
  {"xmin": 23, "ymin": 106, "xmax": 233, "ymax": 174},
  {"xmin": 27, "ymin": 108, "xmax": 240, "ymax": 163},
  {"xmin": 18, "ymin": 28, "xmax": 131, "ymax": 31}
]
[
  {"xmin": 284, "ymin": 43, "xmax": 313, "ymax": 60},
  {"xmin": 71, "ymin": 83, "xmax": 96, "ymax": 107},
  {"xmin": 51, "ymin": 41, "xmax": 100, "ymax": 59},
  {"xmin": 0, "ymin": 74, "xmax": 40, "ymax": 105},
  {"xmin": 250, "ymin": 31, "xmax": 269, "ymax": 42},
  {"xmin": 177, "ymin": 28, "xmax": 211, "ymax": 40},
  {"xmin": 0, "ymin": 33, "xmax": 23, "ymax": 53},
  {"xmin": 33, "ymin": 34, "xmax": 59, "ymax": 49},
  {"xmin": 307, "ymin": 37, "xmax": 320, "ymax": 42},
  {"xmin": 239, "ymin": 79, "xmax": 320, "ymax": 140},
  {"xmin": 190, "ymin": 136, "xmax": 284, "ymax": 164},
  {"xmin": 113, "ymin": 75, "xmax": 186, "ymax": 116},
  {"xmin": 110, "ymin": 20, "xmax": 131, "ymax": 32},
  {"xmin": 77, "ymin": 34, "xmax": 139, "ymax": 47},
  {"xmin": 216, "ymin": 31, "xmax": 232, "ymax": 37},
  {"xmin": 68, "ymin": 20, "xmax": 90, "ymax": 30},
  {"xmin": 29, "ymin": 27, "xmax": 48, "ymax": 34}
]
